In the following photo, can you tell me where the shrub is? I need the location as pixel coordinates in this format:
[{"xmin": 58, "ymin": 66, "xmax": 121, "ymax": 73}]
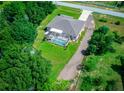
[
  {"xmin": 99, "ymin": 18, "xmax": 107, "ymax": 22},
  {"xmin": 80, "ymin": 75, "xmax": 105, "ymax": 91},
  {"xmin": 50, "ymin": 80, "xmax": 70, "ymax": 91},
  {"xmin": 58, "ymin": 14, "xmax": 60, "ymax": 16},
  {"xmin": 80, "ymin": 76, "xmax": 93, "ymax": 91},
  {"xmin": 98, "ymin": 25, "xmax": 109, "ymax": 34},
  {"xmin": 113, "ymin": 32, "xmax": 124, "ymax": 44},
  {"xmin": 115, "ymin": 21, "xmax": 120, "ymax": 25},
  {"xmin": 84, "ymin": 56, "xmax": 99, "ymax": 72}
]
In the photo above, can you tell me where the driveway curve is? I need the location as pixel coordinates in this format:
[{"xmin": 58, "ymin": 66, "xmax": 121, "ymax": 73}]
[{"xmin": 58, "ymin": 15, "xmax": 95, "ymax": 80}]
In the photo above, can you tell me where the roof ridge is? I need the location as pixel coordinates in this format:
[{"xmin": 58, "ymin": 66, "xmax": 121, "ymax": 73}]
[
  {"xmin": 47, "ymin": 16, "xmax": 84, "ymax": 37},
  {"xmin": 62, "ymin": 18, "xmax": 77, "ymax": 36}
]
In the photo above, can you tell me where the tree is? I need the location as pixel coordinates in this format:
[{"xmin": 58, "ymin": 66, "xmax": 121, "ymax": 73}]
[
  {"xmin": 86, "ymin": 26, "xmax": 114, "ymax": 55},
  {"xmin": 98, "ymin": 25, "xmax": 109, "ymax": 34},
  {"xmin": 3, "ymin": 2, "xmax": 26, "ymax": 23},
  {"xmin": 0, "ymin": 45, "xmax": 51, "ymax": 90},
  {"xmin": 86, "ymin": 44, "xmax": 97, "ymax": 55},
  {"xmin": 24, "ymin": 2, "xmax": 45, "ymax": 25},
  {"xmin": 0, "ymin": 28, "xmax": 14, "ymax": 58},
  {"xmin": 0, "ymin": 1, "xmax": 3, "ymax": 4},
  {"xmin": 10, "ymin": 19, "xmax": 36, "ymax": 43},
  {"xmin": 0, "ymin": 13, "xmax": 8, "ymax": 31},
  {"xmin": 84, "ymin": 56, "xmax": 99, "ymax": 72},
  {"xmin": 115, "ymin": 21, "xmax": 120, "ymax": 25},
  {"xmin": 115, "ymin": 1, "xmax": 124, "ymax": 9},
  {"xmin": 0, "ymin": 1, "xmax": 56, "ymax": 90},
  {"xmin": 28, "ymin": 51, "xmax": 51, "ymax": 90},
  {"xmin": 36, "ymin": 1, "xmax": 56, "ymax": 15},
  {"xmin": 80, "ymin": 75, "xmax": 105, "ymax": 91},
  {"xmin": 24, "ymin": 1, "xmax": 56, "ymax": 25},
  {"xmin": 80, "ymin": 76, "xmax": 93, "ymax": 91},
  {"xmin": 0, "ymin": 64, "xmax": 32, "ymax": 90}
]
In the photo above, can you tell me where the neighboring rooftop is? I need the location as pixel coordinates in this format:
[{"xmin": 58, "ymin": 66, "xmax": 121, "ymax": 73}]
[{"xmin": 47, "ymin": 15, "xmax": 85, "ymax": 37}]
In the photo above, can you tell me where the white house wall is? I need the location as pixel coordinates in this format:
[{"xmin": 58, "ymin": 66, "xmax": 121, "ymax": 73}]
[{"xmin": 50, "ymin": 28, "xmax": 63, "ymax": 34}]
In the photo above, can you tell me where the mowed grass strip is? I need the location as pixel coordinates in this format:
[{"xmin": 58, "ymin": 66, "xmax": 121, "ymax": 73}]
[{"xmin": 33, "ymin": 6, "xmax": 85, "ymax": 80}]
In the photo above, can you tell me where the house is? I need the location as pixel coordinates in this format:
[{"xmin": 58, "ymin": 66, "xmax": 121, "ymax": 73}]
[{"xmin": 45, "ymin": 15, "xmax": 85, "ymax": 46}]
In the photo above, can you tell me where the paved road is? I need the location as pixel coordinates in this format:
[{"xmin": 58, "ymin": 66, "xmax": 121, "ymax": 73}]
[
  {"xmin": 58, "ymin": 15, "xmax": 94, "ymax": 80},
  {"xmin": 54, "ymin": 2, "xmax": 124, "ymax": 18}
]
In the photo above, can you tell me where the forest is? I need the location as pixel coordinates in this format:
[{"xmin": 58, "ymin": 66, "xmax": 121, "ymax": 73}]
[{"xmin": 0, "ymin": 1, "xmax": 56, "ymax": 90}]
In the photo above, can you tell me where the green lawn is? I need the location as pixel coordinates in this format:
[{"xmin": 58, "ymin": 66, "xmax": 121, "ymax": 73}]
[
  {"xmin": 33, "ymin": 6, "xmax": 85, "ymax": 80},
  {"xmin": 40, "ymin": 31, "xmax": 85, "ymax": 80},
  {"xmin": 77, "ymin": 13, "xmax": 124, "ymax": 90}
]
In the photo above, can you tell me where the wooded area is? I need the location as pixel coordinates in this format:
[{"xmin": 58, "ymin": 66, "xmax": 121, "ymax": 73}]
[{"xmin": 0, "ymin": 1, "xmax": 56, "ymax": 90}]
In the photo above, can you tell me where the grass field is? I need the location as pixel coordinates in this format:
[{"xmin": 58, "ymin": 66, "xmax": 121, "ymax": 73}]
[
  {"xmin": 77, "ymin": 13, "xmax": 124, "ymax": 90},
  {"xmin": 93, "ymin": 13, "xmax": 124, "ymax": 36},
  {"xmin": 33, "ymin": 6, "xmax": 85, "ymax": 80}
]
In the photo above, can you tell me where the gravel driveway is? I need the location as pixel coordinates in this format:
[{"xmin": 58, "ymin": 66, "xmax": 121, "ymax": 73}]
[{"xmin": 58, "ymin": 15, "xmax": 95, "ymax": 80}]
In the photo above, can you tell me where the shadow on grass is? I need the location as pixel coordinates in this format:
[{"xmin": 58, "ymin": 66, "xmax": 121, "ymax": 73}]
[{"xmin": 111, "ymin": 64, "xmax": 124, "ymax": 90}]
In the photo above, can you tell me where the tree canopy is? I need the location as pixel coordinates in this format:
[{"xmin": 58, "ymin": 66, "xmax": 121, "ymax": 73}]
[
  {"xmin": 1, "ymin": 1, "xmax": 56, "ymax": 44},
  {"xmin": 0, "ymin": 45, "xmax": 51, "ymax": 90},
  {"xmin": 86, "ymin": 25, "xmax": 115, "ymax": 55},
  {"xmin": 0, "ymin": 1, "xmax": 56, "ymax": 90},
  {"xmin": 10, "ymin": 19, "xmax": 36, "ymax": 43}
]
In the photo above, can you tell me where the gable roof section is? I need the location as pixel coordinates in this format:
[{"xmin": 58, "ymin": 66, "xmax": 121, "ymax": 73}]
[{"xmin": 47, "ymin": 16, "xmax": 85, "ymax": 37}]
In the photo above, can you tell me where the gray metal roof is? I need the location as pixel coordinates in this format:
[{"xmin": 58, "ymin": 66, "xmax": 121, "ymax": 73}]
[{"xmin": 47, "ymin": 15, "xmax": 85, "ymax": 37}]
